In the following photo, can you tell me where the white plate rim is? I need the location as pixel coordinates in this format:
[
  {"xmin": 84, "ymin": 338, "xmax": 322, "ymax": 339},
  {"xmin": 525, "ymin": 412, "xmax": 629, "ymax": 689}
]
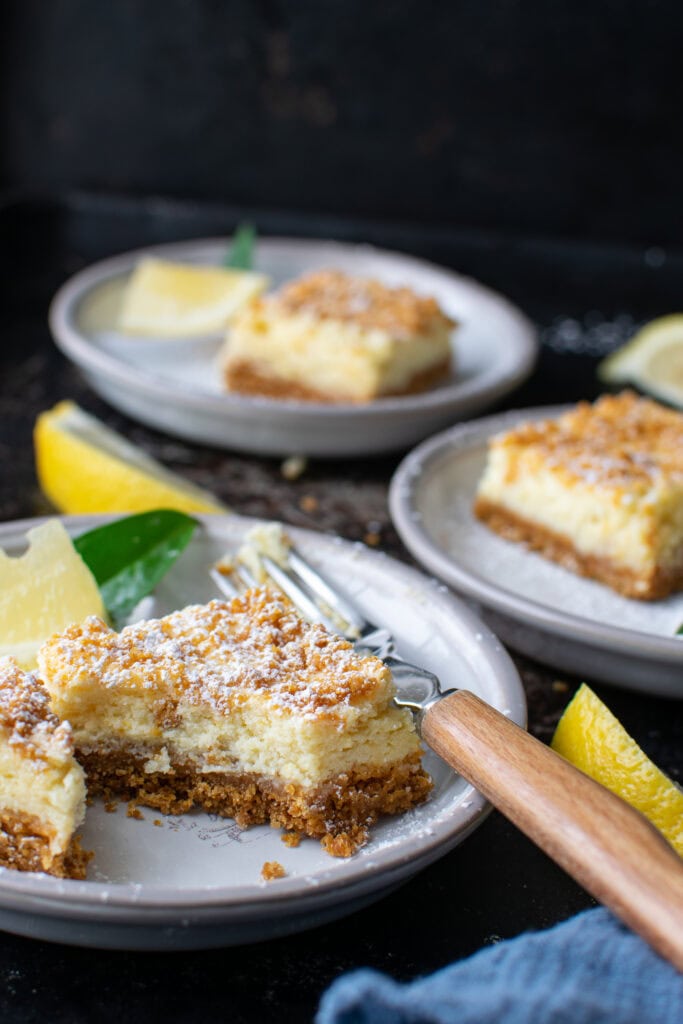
[
  {"xmin": 48, "ymin": 236, "xmax": 538, "ymax": 420},
  {"xmin": 389, "ymin": 407, "xmax": 683, "ymax": 665},
  {"xmin": 0, "ymin": 513, "xmax": 526, "ymax": 915}
]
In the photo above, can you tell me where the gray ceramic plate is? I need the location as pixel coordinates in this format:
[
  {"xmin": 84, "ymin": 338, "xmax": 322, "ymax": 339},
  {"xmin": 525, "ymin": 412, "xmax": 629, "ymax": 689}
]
[
  {"xmin": 48, "ymin": 238, "xmax": 537, "ymax": 457},
  {"xmin": 389, "ymin": 408, "xmax": 683, "ymax": 698},
  {"xmin": 0, "ymin": 514, "xmax": 525, "ymax": 950}
]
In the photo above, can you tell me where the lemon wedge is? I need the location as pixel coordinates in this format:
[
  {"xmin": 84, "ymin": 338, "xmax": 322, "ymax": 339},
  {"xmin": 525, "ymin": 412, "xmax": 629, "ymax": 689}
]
[
  {"xmin": 35, "ymin": 401, "xmax": 227, "ymax": 515},
  {"xmin": 118, "ymin": 257, "xmax": 268, "ymax": 337},
  {"xmin": 552, "ymin": 683, "xmax": 683, "ymax": 856},
  {"xmin": 598, "ymin": 314, "xmax": 683, "ymax": 408},
  {"xmin": 0, "ymin": 519, "xmax": 105, "ymax": 669}
]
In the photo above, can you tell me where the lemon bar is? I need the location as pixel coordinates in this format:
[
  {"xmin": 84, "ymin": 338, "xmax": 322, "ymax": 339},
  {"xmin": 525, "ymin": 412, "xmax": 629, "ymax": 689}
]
[
  {"xmin": 474, "ymin": 392, "xmax": 683, "ymax": 600},
  {"xmin": 222, "ymin": 270, "xmax": 454, "ymax": 403},
  {"xmin": 0, "ymin": 658, "xmax": 89, "ymax": 878},
  {"xmin": 119, "ymin": 258, "xmax": 268, "ymax": 337},
  {"xmin": 38, "ymin": 591, "xmax": 431, "ymax": 855}
]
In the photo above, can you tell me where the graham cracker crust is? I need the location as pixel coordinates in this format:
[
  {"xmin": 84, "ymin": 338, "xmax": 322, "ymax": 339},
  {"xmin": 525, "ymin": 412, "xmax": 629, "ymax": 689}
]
[
  {"xmin": 224, "ymin": 357, "xmax": 451, "ymax": 404},
  {"xmin": 79, "ymin": 749, "xmax": 432, "ymax": 856},
  {"xmin": 0, "ymin": 809, "xmax": 91, "ymax": 879},
  {"xmin": 474, "ymin": 497, "xmax": 683, "ymax": 600}
]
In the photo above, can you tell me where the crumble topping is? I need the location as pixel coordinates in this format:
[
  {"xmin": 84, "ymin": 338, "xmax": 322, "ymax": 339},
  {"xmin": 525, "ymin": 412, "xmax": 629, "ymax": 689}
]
[
  {"xmin": 281, "ymin": 831, "xmax": 302, "ymax": 848},
  {"xmin": 0, "ymin": 657, "xmax": 74, "ymax": 763},
  {"xmin": 272, "ymin": 270, "xmax": 453, "ymax": 338},
  {"xmin": 41, "ymin": 589, "xmax": 390, "ymax": 720},
  {"xmin": 261, "ymin": 860, "xmax": 286, "ymax": 881},
  {"xmin": 493, "ymin": 392, "xmax": 683, "ymax": 494}
]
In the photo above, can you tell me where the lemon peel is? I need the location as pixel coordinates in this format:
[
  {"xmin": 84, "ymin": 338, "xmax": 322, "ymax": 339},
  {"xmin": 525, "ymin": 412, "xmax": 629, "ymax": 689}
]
[
  {"xmin": 0, "ymin": 519, "xmax": 105, "ymax": 670},
  {"xmin": 34, "ymin": 400, "xmax": 227, "ymax": 516},
  {"xmin": 552, "ymin": 683, "xmax": 683, "ymax": 856},
  {"xmin": 118, "ymin": 257, "xmax": 268, "ymax": 337},
  {"xmin": 598, "ymin": 314, "xmax": 683, "ymax": 408}
]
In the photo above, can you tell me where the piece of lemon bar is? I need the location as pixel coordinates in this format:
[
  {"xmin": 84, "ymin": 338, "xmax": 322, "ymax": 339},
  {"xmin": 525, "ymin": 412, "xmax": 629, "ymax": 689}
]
[
  {"xmin": 474, "ymin": 391, "xmax": 683, "ymax": 600},
  {"xmin": 0, "ymin": 658, "xmax": 89, "ymax": 878},
  {"xmin": 38, "ymin": 591, "xmax": 431, "ymax": 855},
  {"xmin": 221, "ymin": 270, "xmax": 454, "ymax": 402}
]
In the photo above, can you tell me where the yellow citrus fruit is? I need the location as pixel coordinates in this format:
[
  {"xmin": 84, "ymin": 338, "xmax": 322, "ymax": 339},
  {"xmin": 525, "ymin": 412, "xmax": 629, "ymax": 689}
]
[
  {"xmin": 552, "ymin": 683, "xmax": 683, "ymax": 856},
  {"xmin": 0, "ymin": 519, "xmax": 105, "ymax": 669},
  {"xmin": 118, "ymin": 257, "xmax": 268, "ymax": 337},
  {"xmin": 598, "ymin": 314, "xmax": 683, "ymax": 408},
  {"xmin": 34, "ymin": 401, "xmax": 227, "ymax": 516}
]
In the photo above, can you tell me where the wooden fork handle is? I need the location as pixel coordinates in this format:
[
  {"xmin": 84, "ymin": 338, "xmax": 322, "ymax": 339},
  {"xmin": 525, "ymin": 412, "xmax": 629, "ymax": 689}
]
[{"xmin": 422, "ymin": 689, "xmax": 683, "ymax": 972}]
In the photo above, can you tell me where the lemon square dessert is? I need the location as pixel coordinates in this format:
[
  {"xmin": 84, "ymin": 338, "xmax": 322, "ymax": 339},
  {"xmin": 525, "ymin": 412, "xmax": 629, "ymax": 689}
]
[
  {"xmin": 474, "ymin": 392, "xmax": 683, "ymax": 600},
  {"xmin": 0, "ymin": 658, "xmax": 89, "ymax": 878},
  {"xmin": 221, "ymin": 270, "xmax": 454, "ymax": 403},
  {"xmin": 38, "ymin": 590, "xmax": 431, "ymax": 855}
]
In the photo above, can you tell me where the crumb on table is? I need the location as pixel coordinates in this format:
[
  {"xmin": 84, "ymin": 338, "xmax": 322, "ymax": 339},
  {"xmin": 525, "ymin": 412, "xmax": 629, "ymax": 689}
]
[
  {"xmin": 261, "ymin": 860, "xmax": 287, "ymax": 881},
  {"xmin": 281, "ymin": 455, "xmax": 307, "ymax": 480},
  {"xmin": 127, "ymin": 801, "xmax": 144, "ymax": 820},
  {"xmin": 153, "ymin": 819, "xmax": 163, "ymax": 827}
]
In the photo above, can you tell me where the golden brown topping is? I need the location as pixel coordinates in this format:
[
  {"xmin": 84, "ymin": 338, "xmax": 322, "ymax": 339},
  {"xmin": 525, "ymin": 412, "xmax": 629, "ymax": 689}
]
[
  {"xmin": 273, "ymin": 270, "xmax": 453, "ymax": 338},
  {"xmin": 493, "ymin": 392, "xmax": 683, "ymax": 492},
  {"xmin": 39, "ymin": 590, "xmax": 390, "ymax": 720},
  {"xmin": 0, "ymin": 657, "xmax": 73, "ymax": 762}
]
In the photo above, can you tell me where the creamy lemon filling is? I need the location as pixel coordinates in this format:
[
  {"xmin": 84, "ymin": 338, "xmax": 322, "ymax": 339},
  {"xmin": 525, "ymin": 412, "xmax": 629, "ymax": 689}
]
[
  {"xmin": 475, "ymin": 393, "xmax": 683, "ymax": 597},
  {"xmin": 57, "ymin": 696, "xmax": 419, "ymax": 790},
  {"xmin": 38, "ymin": 592, "xmax": 427, "ymax": 790},
  {"xmin": 476, "ymin": 448, "xmax": 683, "ymax": 574},
  {"xmin": 225, "ymin": 309, "xmax": 451, "ymax": 401},
  {"xmin": 0, "ymin": 743, "xmax": 85, "ymax": 854},
  {"xmin": 0, "ymin": 658, "xmax": 86, "ymax": 859}
]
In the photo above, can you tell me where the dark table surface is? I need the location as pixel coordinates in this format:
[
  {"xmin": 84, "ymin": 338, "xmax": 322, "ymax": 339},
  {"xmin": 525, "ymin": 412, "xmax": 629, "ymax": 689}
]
[{"xmin": 0, "ymin": 193, "xmax": 681, "ymax": 1023}]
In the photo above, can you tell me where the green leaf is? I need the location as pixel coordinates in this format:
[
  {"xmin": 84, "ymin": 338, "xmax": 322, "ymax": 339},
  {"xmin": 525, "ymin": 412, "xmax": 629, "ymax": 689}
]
[
  {"xmin": 224, "ymin": 223, "xmax": 256, "ymax": 270},
  {"xmin": 677, "ymin": 623, "xmax": 683, "ymax": 636},
  {"xmin": 74, "ymin": 510, "xmax": 198, "ymax": 627}
]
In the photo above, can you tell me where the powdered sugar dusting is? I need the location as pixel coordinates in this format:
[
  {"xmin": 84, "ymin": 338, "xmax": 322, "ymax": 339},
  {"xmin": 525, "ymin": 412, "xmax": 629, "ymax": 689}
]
[
  {"xmin": 0, "ymin": 657, "xmax": 74, "ymax": 763},
  {"xmin": 492, "ymin": 392, "xmax": 683, "ymax": 493},
  {"xmin": 39, "ymin": 590, "xmax": 389, "ymax": 720}
]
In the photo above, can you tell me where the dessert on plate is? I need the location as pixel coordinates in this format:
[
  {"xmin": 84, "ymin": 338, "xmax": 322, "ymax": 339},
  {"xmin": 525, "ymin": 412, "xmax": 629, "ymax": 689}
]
[
  {"xmin": 474, "ymin": 391, "xmax": 683, "ymax": 600},
  {"xmin": 119, "ymin": 257, "xmax": 268, "ymax": 337},
  {"xmin": 221, "ymin": 269, "xmax": 454, "ymax": 403},
  {"xmin": 0, "ymin": 658, "xmax": 89, "ymax": 878},
  {"xmin": 38, "ymin": 589, "xmax": 432, "ymax": 855}
]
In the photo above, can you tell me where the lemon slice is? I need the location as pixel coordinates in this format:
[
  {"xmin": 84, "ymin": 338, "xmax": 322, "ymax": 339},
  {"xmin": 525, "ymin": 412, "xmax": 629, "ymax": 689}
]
[
  {"xmin": 0, "ymin": 519, "xmax": 105, "ymax": 669},
  {"xmin": 118, "ymin": 257, "xmax": 268, "ymax": 337},
  {"xmin": 35, "ymin": 401, "xmax": 227, "ymax": 515},
  {"xmin": 552, "ymin": 683, "xmax": 683, "ymax": 856},
  {"xmin": 598, "ymin": 314, "xmax": 683, "ymax": 408}
]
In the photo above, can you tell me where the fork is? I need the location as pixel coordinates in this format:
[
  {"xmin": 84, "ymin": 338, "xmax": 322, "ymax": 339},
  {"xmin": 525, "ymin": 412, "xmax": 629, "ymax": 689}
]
[{"xmin": 211, "ymin": 542, "xmax": 683, "ymax": 973}]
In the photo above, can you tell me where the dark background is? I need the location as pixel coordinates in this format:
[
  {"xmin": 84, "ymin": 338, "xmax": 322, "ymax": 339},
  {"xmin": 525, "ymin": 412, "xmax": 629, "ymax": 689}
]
[{"xmin": 2, "ymin": 0, "xmax": 682, "ymax": 247}]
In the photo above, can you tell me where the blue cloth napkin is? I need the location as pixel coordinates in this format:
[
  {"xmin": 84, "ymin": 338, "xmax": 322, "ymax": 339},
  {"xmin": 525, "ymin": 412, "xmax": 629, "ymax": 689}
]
[{"xmin": 316, "ymin": 908, "xmax": 683, "ymax": 1024}]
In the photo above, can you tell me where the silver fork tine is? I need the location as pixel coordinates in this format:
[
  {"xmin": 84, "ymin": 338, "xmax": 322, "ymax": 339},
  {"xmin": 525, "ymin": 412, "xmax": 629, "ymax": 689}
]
[
  {"xmin": 234, "ymin": 563, "xmax": 259, "ymax": 590},
  {"xmin": 261, "ymin": 556, "xmax": 341, "ymax": 633},
  {"xmin": 287, "ymin": 549, "xmax": 371, "ymax": 634},
  {"xmin": 210, "ymin": 562, "xmax": 259, "ymax": 598},
  {"xmin": 210, "ymin": 567, "xmax": 239, "ymax": 598}
]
